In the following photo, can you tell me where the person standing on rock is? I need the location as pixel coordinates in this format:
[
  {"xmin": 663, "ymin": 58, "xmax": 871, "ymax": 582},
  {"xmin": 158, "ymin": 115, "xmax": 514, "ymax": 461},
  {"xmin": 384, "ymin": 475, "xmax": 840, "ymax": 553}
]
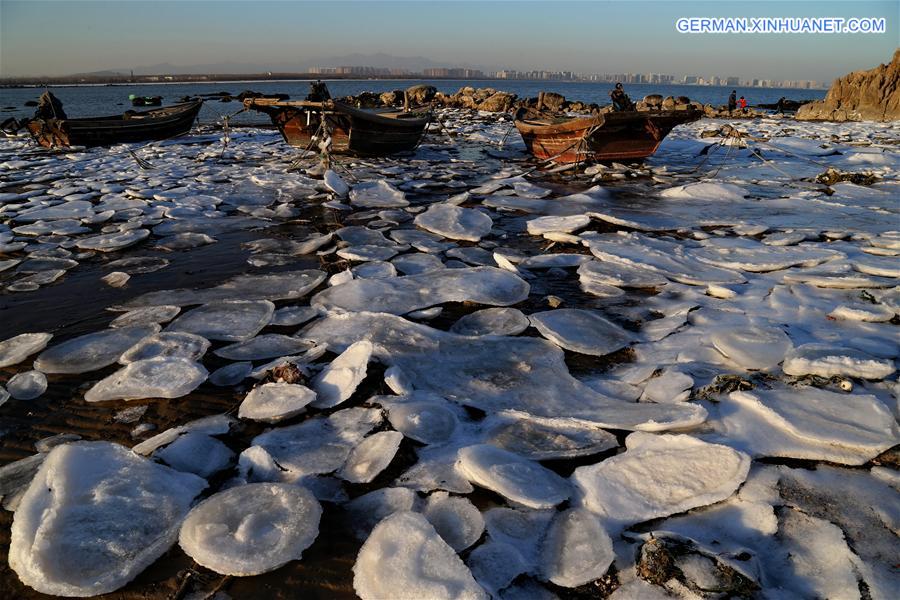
[
  {"xmin": 738, "ymin": 96, "xmax": 747, "ymax": 110},
  {"xmin": 610, "ymin": 83, "xmax": 634, "ymax": 111},
  {"xmin": 776, "ymin": 97, "xmax": 786, "ymax": 114},
  {"xmin": 728, "ymin": 90, "xmax": 737, "ymax": 114}
]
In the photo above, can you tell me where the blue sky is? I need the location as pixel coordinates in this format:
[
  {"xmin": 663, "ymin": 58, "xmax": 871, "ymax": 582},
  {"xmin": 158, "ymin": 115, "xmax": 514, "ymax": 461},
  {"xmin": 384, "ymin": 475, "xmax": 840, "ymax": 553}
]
[{"xmin": 1, "ymin": 1, "xmax": 897, "ymax": 79}]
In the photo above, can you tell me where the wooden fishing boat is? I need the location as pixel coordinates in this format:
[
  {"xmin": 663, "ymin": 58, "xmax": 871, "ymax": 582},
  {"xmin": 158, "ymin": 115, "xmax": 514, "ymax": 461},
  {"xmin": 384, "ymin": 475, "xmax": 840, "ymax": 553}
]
[
  {"xmin": 243, "ymin": 98, "xmax": 430, "ymax": 156},
  {"xmin": 26, "ymin": 100, "xmax": 203, "ymax": 148},
  {"xmin": 514, "ymin": 107, "xmax": 701, "ymax": 164}
]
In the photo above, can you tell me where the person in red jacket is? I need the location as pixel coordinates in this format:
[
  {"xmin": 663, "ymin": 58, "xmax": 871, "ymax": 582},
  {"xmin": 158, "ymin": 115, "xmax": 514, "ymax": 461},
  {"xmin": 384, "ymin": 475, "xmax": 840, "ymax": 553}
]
[{"xmin": 738, "ymin": 96, "xmax": 747, "ymax": 110}]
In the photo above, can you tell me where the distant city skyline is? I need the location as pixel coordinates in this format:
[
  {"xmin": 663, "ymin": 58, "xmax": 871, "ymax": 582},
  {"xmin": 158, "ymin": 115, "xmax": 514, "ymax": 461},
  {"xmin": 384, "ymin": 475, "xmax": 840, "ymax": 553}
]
[{"xmin": 1, "ymin": 1, "xmax": 896, "ymax": 81}]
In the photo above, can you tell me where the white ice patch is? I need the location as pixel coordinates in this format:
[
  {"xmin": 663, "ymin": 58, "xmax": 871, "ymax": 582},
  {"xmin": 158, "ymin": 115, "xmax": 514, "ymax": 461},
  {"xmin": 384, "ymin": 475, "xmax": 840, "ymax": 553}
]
[
  {"xmin": 214, "ymin": 334, "xmax": 313, "ymax": 361},
  {"xmin": 34, "ymin": 324, "xmax": 160, "ymax": 374},
  {"xmin": 383, "ymin": 394, "xmax": 460, "ymax": 445},
  {"xmin": 153, "ymin": 432, "xmax": 234, "ymax": 478},
  {"xmin": 577, "ymin": 259, "xmax": 668, "ymax": 288},
  {"xmin": 119, "ymin": 331, "xmax": 210, "ymax": 363},
  {"xmin": 84, "ymin": 358, "xmax": 208, "ymax": 402},
  {"xmin": 422, "ymin": 491, "xmax": 484, "ymax": 551},
  {"xmin": 482, "ymin": 412, "xmax": 618, "ymax": 460},
  {"xmin": 529, "ymin": 308, "xmax": 633, "ymax": 356},
  {"xmin": 178, "ymin": 483, "xmax": 321, "ymax": 576},
  {"xmin": 710, "ymin": 325, "xmax": 793, "ymax": 370},
  {"xmin": 0, "ymin": 333, "xmax": 53, "ymax": 368},
  {"xmin": 350, "ymin": 180, "xmax": 409, "ymax": 208},
  {"xmin": 245, "ymin": 407, "xmax": 382, "ymax": 482},
  {"xmin": 340, "ymin": 431, "xmax": 403, "ymax": 483},
  {"xmin": 573, "ymin": 432, "xmax": 750, "ymax": 529},
  {"xmin": 526, "ymin": 214, "xmax": 590, "ymax": 235},
  {"xmin": 312, "ymin": 267, "xmax": 529, "ymax": 315},
  {"xmin": 239, "ymin": 383, "xmax": 317, "ymax": 423},
  {"xmin": 782, "ymin": 343, "xmax": 896, "ymax": 379},
  {"xmin": 166, "ymin": 300, "xmax": 275, "ymax": 342},
  {"xmin": 706, "ymin": 388, "xmax": 899, "ymax": 465},
  {"xmin": 540, "ymin": 508, "xmax": 614, "ymax": 588},
  {"xmin": 9, "ymin": 442, "xmax": 206, "ymax": 597},
  {"xmin": 353, "ymin": 511, "xmax": 487, "ymax": 600},
  {"xmin": 311, "ymin": 340, "xmax": 373, "ymax": 409},
  {"xmin": 301, "ymin": 312, "xmax": 707, "ymax": 431},
  {"xmin": 450, "ymin": 307, "xmax": 530, "ymax": 337},
  {"xmin": 457, "ymin": 444, "xmax": 571, "ymax": 509},
  {"xmin": 414, "ymin": 204, "xmax": 493, "ymax": 242}
]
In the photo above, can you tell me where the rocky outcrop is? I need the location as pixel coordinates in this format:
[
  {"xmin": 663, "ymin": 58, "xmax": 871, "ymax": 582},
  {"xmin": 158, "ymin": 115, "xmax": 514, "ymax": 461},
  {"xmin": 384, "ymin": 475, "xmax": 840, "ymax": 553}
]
[
  {"xmin": 797, "ymin": 50, "xmax": 900, "ymax": 122},
  {"xmin": 405, "ymin": 84, "xmax": 437, "ymax": 105},
  {"xmin": 477, "ymin": 91, "xmax": 517, "ymax": 113}
]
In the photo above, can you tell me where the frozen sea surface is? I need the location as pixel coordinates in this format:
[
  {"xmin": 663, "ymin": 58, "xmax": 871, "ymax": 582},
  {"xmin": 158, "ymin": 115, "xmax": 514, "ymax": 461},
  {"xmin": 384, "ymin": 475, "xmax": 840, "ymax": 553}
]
[{"xmin": 0, "ymin": 111, "xmax": 898, "ymax": 599}]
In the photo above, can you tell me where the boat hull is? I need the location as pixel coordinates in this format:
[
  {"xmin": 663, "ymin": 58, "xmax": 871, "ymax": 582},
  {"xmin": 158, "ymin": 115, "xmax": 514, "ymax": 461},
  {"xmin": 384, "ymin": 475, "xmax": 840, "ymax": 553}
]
[
  {"xmin": 252, "ymin": 101, "xmax": 429, "ymax": 156},
  {"xmin": 515, "ymin": 109, "xmax": 701, "ymax": 164},
  {"xmin": 26, "ymin": 101, "xmax": 203, "ymax": 148}
]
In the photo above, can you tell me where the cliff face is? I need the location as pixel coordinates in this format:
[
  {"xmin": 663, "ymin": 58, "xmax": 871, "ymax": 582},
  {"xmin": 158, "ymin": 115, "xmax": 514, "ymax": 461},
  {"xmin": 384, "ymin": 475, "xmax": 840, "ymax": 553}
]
[{"xmin": 797, "ymin": 49, "xmax": 900, "ymax": 122}]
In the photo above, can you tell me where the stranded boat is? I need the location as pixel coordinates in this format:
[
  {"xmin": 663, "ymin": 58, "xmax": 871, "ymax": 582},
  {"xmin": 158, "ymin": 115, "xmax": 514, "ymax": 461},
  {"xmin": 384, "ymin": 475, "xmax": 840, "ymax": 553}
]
[
  {"xmin": 26, "ymin": 97, "xmax": 203, "ymax": 148},
  {"xmin": 514, "ymin": 106, "xmax": 701, "ymax": 164},
  {"xmin": 243, "ymin": 93, "xmax": 430, "ymax": 156}
]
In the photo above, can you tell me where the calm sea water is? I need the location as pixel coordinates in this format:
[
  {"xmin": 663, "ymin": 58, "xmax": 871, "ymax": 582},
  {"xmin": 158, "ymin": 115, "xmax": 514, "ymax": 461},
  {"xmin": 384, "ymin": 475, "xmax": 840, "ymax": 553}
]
[{"xmin": 0, "ymin": 79, "xmax": 826, "ymax": 124}]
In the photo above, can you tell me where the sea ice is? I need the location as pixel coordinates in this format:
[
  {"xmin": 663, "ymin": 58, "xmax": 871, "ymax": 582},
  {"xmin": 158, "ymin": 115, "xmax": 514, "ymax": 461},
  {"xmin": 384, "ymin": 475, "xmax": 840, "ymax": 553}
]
[
  {"xmin": 0, "ymin": 332, "xmax": 53, "ymax": 368},
  {"xmin": 340, "ymin": 431, "xmax": 403, "ymax": 483},
  {"xmin": 311, "ymin": 267, "xmax": 529, "ymax": 315},
  {"xmin": 109, "ymin": 306, "xmax": 180, "ymax": 328},
  {"xmin": 153, "ymin": 432, "xmax": 234, "ymax": 478},
  {"xmin": 270, "ymin": 306, "xmax": 319, "ymax": 327},
  {"xmin": 640, "ymin": 368, "xmax": 693, "ymax": 403},
  {"xmin": 178, "ymin": 483, "xmax": 321, "ymax": 576},
  {"xmin": 34, "ymin": 324, "xmax": 160, "ymax": 374},
  {"xmin": 573, "ymin": 433, "xmax": 750, "ymax": 529},
  {"xmin": 311, "ymin": 340, "xmax": 373, "ymax": 408},
  {"xmin": 414, "ymin": 204, "xmax": 493, "ymax": 242},
  {"xmin": 707, "ymin": 388, "xmax": 899, "ymax": 464},
  {"xmin": 84, "ymin": 358, "xmax": 208, "ymax": 402},
  {"xmin": 120, "ymin": 270, "xmax": 325, "ymax": 308},
  {"xmin": 353, "ymin": 511, "xmax": 486, "ymax": 600},
  {"xmin": 214, "ymin": 334, "xmax": 312, "ymax": 360},
  {"xmin": 119, "ymin": 331, "xmax": 210, "ymax": 363},
  {"xmin": 209, "ymin": 361, "xmax": 252, "ymax": 387},
  {"xmin": 782, "ymin": 343, "xmax": 895, "ymax": 379},
  {"xmin": 7, "ymin": 371, "xmax": 48, "ymax": 401},
  {"xmin": 540, "ymin": 508, "xmax": 614, "ymax": 588},
  {"xmin": 74, "ymin": 229, "xmax": 150, "ymax": 252},
  {"xmin": 239, "ymin": 383, "xmax": 317, "ymax": 423},
  {"xmin": 710, "ymin": 325, "xmax": 793, "ymax": 370},
  {"xmin": 587, "ymin": 232, "xmax": 746, "ymax": 286},
  {"xmin": 343, "ymin": 487, "xmax": 418, "ymax": 540},
  {"xmin": 9, "ymin": 442, "xmax": 206, "ymax": 597},
  {"xmin": 482, "ymin": 412, "xmax": 618, "ymax": 460},
  {"xmin": 391, "ymin": 252, "xmax": 444, "ymax": 275},
  {"xmin": 166, "ymin": 300, "xmax": 275, "ymax": 342},
  {"xmin": 324, "ymin": 170, "xmax": 349, "ymax": 197},
  {"xmin": 449, "ymin": 307, "xmax": 529, "ymax": 336},
  {"xmin": 457, "ymin": 444, "xmax": 571, "ymax": 509},
  {"xmin": 246, "ymin": 407, "xmax": 382, "ymax": 482},
  {"xmin": 301, "ymin": 312, "xmax": 707, "ymax": 431},
  {"xmin": 525, "ymin": 214, "xmax": 590, "ymax": 235},
  {"xmin": 350, "ymin": 180, "xmax": 409, "ymax": 208},
  {"xmin": 382, "ymin": 394, "xmax": 460, "ymax": 445},
  {"xmin": 466, "ymin": 541, "xmax": 530, "ymax": 596},
  {"xmin": 422, "ymin": 491, "xmax": 484, "ymax": 551},
  {"xmin": 529, "ymin": 308, "xmax": 633, "ymax": 356}
]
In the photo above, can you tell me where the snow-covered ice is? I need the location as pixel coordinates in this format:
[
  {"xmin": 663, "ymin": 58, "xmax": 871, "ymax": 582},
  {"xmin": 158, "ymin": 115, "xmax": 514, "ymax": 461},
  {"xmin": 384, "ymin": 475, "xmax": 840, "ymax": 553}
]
[
  {"xmin": 84, "ymin": 357, "xmax": 208, "ymax": 402},
  {"xmin": 239, "ymin": 382, "xmax": 317, "ymax": 423},
  {"xmin": 353, "ymin": 511, "xmax": 487, "ymax": 600},
  {"xmin": 178, "ymin": 482, "xmax": 322, "ymax": 576},
  {"xmin": 457, "ymin": 444, "xmax": 571, "ymax": 509},
  {"xmin": 9, "ymin": 442, "xmax": 206, "ymax": 596}
]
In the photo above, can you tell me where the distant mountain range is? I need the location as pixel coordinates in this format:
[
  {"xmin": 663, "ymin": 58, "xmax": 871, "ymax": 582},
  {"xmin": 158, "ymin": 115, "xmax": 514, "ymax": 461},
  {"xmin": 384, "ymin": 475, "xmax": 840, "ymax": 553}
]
[{"xmin": 75, "ymin": 53, "xmax": 495, "ymax": 76}]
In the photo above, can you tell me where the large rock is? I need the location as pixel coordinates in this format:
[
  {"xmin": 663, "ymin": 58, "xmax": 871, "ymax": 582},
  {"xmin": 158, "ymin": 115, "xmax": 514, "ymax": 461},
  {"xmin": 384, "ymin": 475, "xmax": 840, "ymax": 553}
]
[
  {"xmin": 797, "ymin": 50, "xmax": 900, "ymax": 122},
  {"xmin": 539, "ymin": 92, "xmax": 566, "ymax": 111},
  {"xmin": 478, "ymin": 91, "xmax": 517, "ymax": 113},
  {"xmin": 406, "ymin": 84, "xmax": 437, "ymax": 105}
]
